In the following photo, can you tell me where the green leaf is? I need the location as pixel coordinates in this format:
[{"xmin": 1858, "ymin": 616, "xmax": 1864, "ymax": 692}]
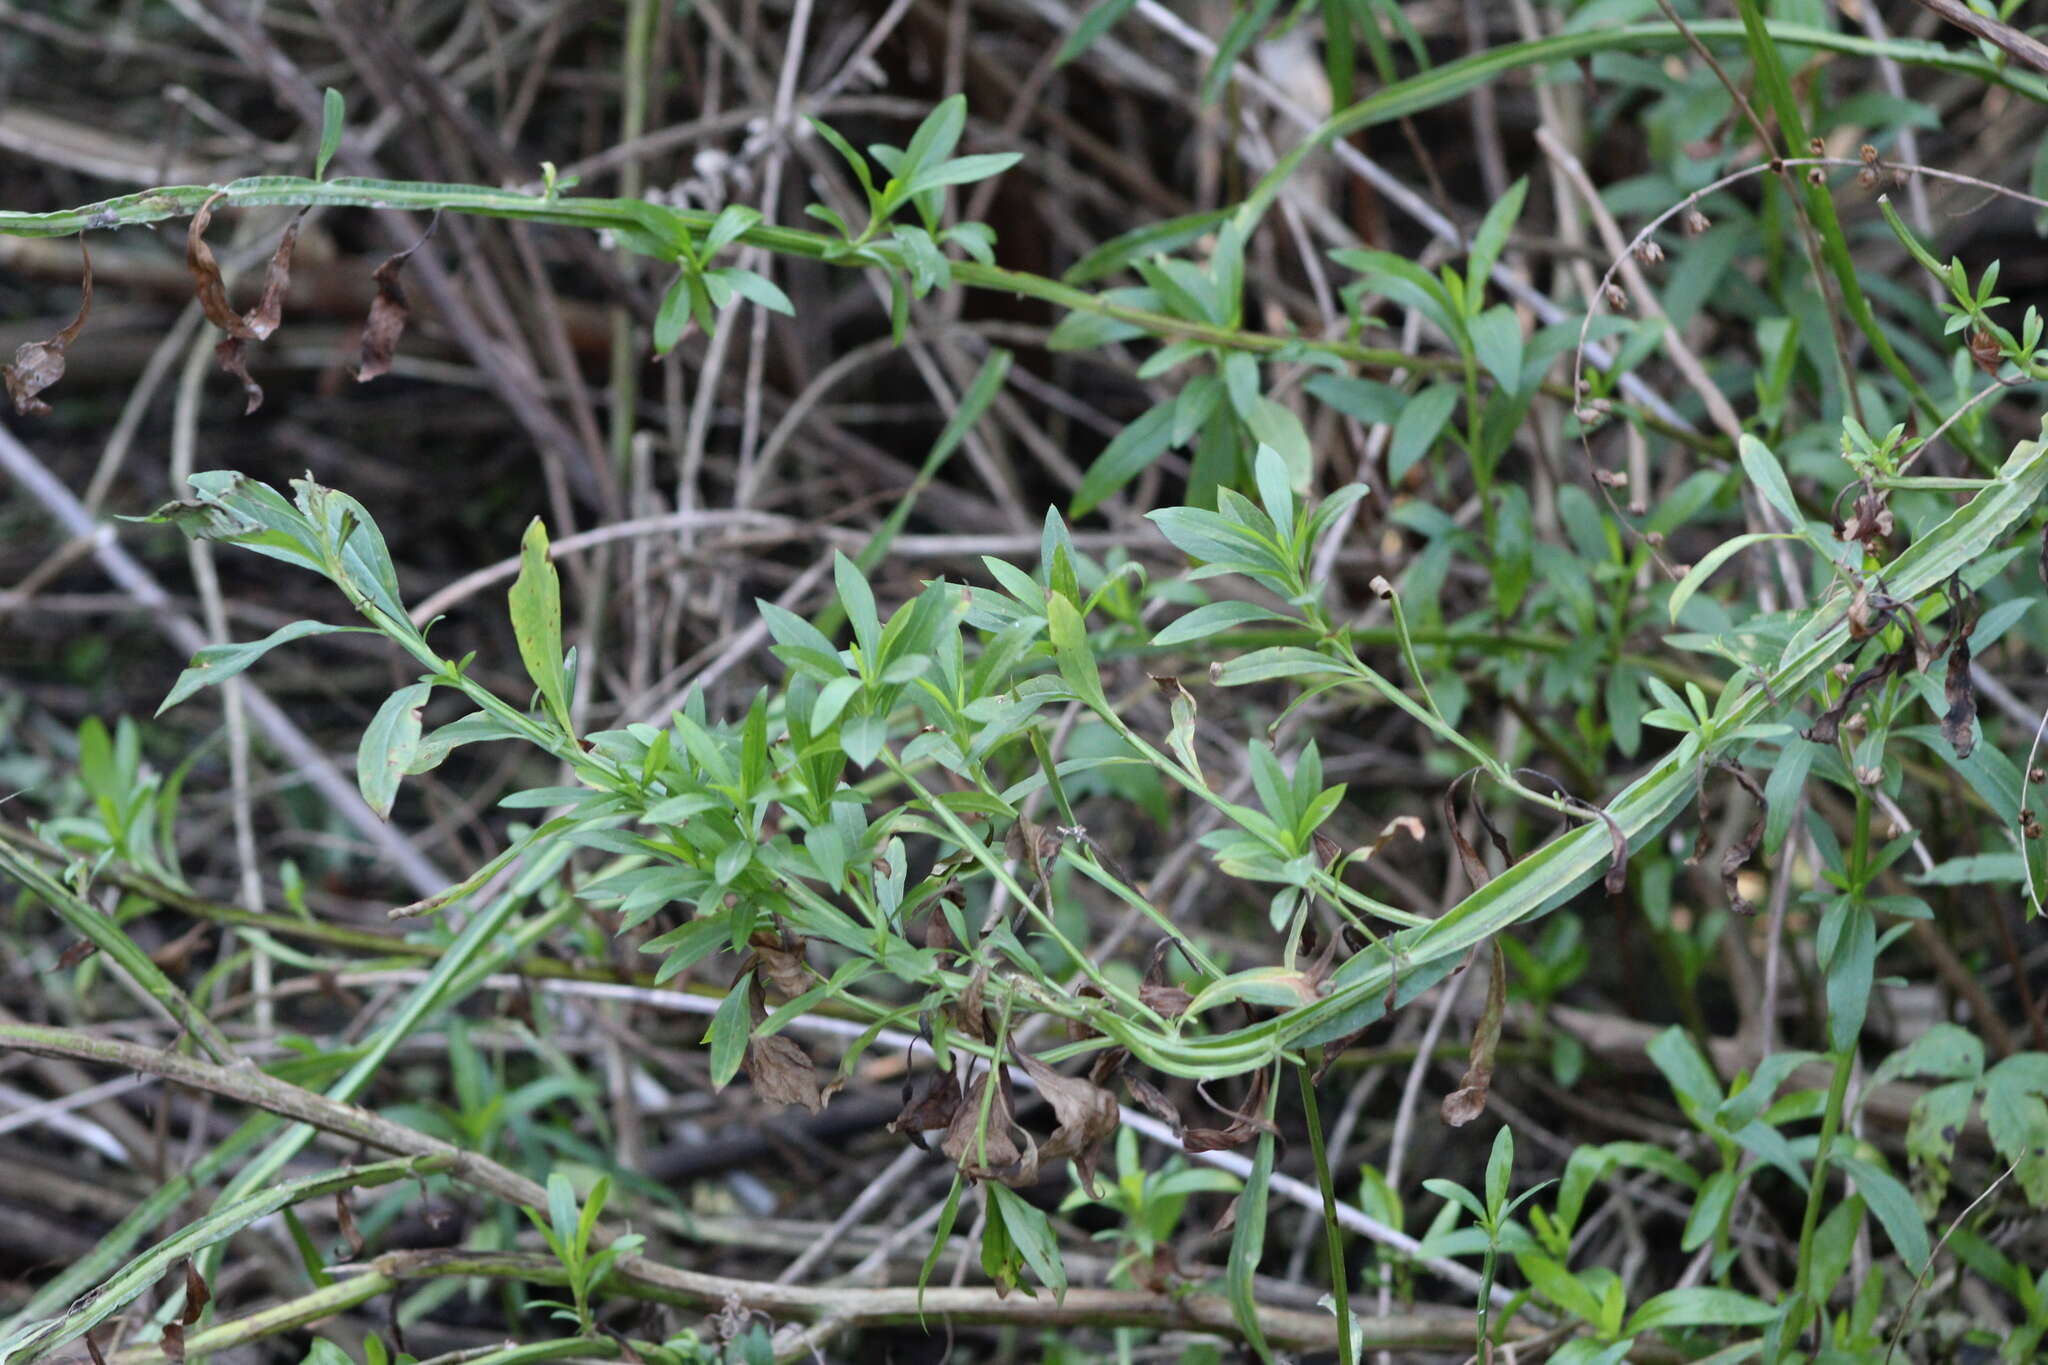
[
  {"xmin": 1057, "ymin": 0, "xmax": 1142, "ymax": 63},
  {"xmin": 915, "ymin": 1173, "xmax": 967, "ymax": 1317},
  {"xmin": 904, "ymin": 152, "xmax": 1023, "ymax": 198},
  {"xmin": 315, "ymin": 88, "xmax": 345, "ymax": 180},
  {"xmin": 508, "ymin": 517, "xmax": 573, "ymax": 737},
  {"xmin": 158, "ymin": 620, "xmax": 361, "ymax": 716},
  {"xmin": 1152, "ymin": 600, "xmax": 1296, "ymax": 647},
  {"xmin": 1046, "ymin": 595, "xmax": 1108, "ymax": 711},
  {"xmin": 1466, "ymin": 177, "xmax": 1528, "ymax": 299},
  {"xmin": 1484, "ymin": 1125, "xmax": 1514, "ymax": 1220},
  {"xmin": 1832, "ymin": 1154, "xmax": 1930, "ymax": 1271},
  {"xmin": 834, "ymin": 552, "xmax": 881, "ymax": 669},
  {"xmin": 709, "ymin": 266, "xmax": 794, "ymax": 316},
  {"xmin": 1738, "ymin": 433, "xmax": 1803, "ymax": 526},
  {"xmin": 988, "ymin": 1184, "xmax": 1067, "ymax": 1301},
  {"xmin": 1624, "ymin": 1286, "xmax": 1778, "ymax": 1333},
  {"xmin": 1469, "ymin": 303, "xmax": 1524, "ymax": 388},
  {"xmin": 1390, "ymin": 384, "xmax": 1459, "ymax": 482},
  {"xmin": 705, "ymin": 972, "xmax": 754, "ymax": 1089},
  {"xmin": 356, "ymin": 682, "xmax": 430, "ymax": 820},
  {"xmin": 1667, "ymin": 532, "xmax": 1797, "ymax": 623},
  {"xmin": 1073, "ymin": 401, "xmax": 1176, "ymax": 516},
  {"xmin": 1227, "ymin": 1128, "xmax": 1277, "ymax": 1362}
]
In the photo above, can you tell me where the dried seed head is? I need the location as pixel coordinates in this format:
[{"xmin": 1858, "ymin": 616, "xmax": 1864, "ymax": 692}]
[
  {"xmin": 1809, "ymin": 137, "xmax": 1828, "ymax": 156},
  {"xmin": 1645, "ymin": 531, "xmax": 1665, "ymax": 548},
  {"xmin": 1635, "ymin": 239, "xmax": 1665, "ymax": 265},
  {"xmin": 1858, "ymin": 166, "xmax": 1879, "ymax": 191},
  {"xmin": 1593, "ymin": 466, "xmax": 1628, "ymax": 487},
  {"xmin": 1860, "ymin": 144, "xmax": 1880, "ymax": 165},
  {"xmin": 1603, "ymin": 282, "xmax": 1628, "ymax": 312},
  {"xmin": 2031, "ymin": 767, "xmax": 2045, "ymax": 784},
  {"xmin": 1577, "ymin": 399, "xmax": 1614, "ymax": 427},
  {"xmin": 1681, "ymin": 206, "xmax": 1711, "ymax": 235},
  {"xmin": 1368, "ymin": 574, "xmax": 1394, "ymax": 600},
  {"xmin": 1807, "ymin": 167, "xmax": 1826, "ymax": 186}
]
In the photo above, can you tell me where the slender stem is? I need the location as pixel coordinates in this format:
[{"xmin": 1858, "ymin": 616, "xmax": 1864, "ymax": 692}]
[{"xmin": 1296, "ymin": 1062, "xmax": 1356, "ymax": 1365}]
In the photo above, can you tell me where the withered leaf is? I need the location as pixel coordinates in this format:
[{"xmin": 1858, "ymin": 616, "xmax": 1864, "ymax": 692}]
[
  {"xmin": 1441, "ymin": 939, "xmax": 1506, "ymax": 1127},
  {"xmin": 1182, "ymin": 1070, "xmax": 1278, "ymax": 1153},
  {"xmin": 56, "ymin": 939, "xmax": 98, "ymax": 969},
  {"xmin": 358, "ymin": 213, "xmax": 440, "ymax": 382},
  {"xmin": 335, "ymin": 1189, "xmax": 363, "ymax": 1257},
  {"xmin": 890, "ymin": 1067, "xmax": 962, "ymax": 1146},
  {"xmin": 182, "ymin": 1261, "xmax": 210, "ymax": 1322},
  {"xmin": 1124, "ymin": 1075, "xmax": 1183, "ymax": 1133},
  {"xmin": 83, "ymin": 1335, "xmax": 105, "ymax": 1365},
  {"xmin": 747, "ymin": 928, "xmax": 811, "ymax": 1003},
  {"xmin": 186, "ymin": 193, "xmax": 307, "ymax": 413},
  {"xmin": 1942, "ymin": 612, "xmax": 1977, "ymax": 760},
  {"xmin": 1804, "ymin": 640, "xmax": 1915, "ymax": 745},
  {"xmin": 160, "ymin": 1325, "xmax": 184, "ymax": 1364},
  {"xmin": 5, "ymin": 238, "xmax": 91, "ymax": 415},
  {"xmin": 1838, "ymin": 486, "xmax": 1894, "ymax": 555},
  {"xmin": 942, "ymin": 1069, "xmax": 1022, "ymax": 1177},
  {"xmin": 1139, "ymin": 983, "xmax": 1192, "ymax": 1017},
  {"xmin": 951, "ymin": 964, "xmax": 990, "ymax": 1041},
  {"xmin": 744, "ymin": 1034, "xmax": 825, "ymax": 1113},
  {"xmin": 1016, "ymin": 1049, "xmax": 1119, "ymax": 1195}
]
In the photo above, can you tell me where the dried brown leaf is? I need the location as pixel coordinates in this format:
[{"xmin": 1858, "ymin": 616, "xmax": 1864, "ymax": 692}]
[
  {"xmin": 1016, "ymin": 1049, "xmax": 1119, "ymax": 1195},
  {"xmin": 1441, "ymin": 940, "xmax": 1506, "ymax": 1127},
  {"xmin": 1124, "ymin": 1075, "xmax": 1182, "ymax": 1133},
  {"xmin": 747, "ymin": 928, "xmax": 811, "ymax": 1003},
  {"xmin": 182, "ymin": 1261, "xmax": 209, "ymax": 1322},
  {"xmin": 1942, "ymin": 606, "xmax": 1978, "ymax": 760},
  {"xmin": 56, "ymin": 939, "xmax": 97, "ymax": 969},
  {"xmin": 1138, "ymin": 983, "xmax": 1192, "ymax": 1017},
  {"xmin": 83, "ymin": 1335, "xmax": 105, "ymax": 1365},
  {"xmin": 744, "ymin": 1034, "xmax": 825, "ymax": 1113},
  {"xmin": 890, "ymin": 1067, "xmax": 962, "ymax": 1145},
  {"xmin": 160, "ymin": 1325, "xmax": 184, "ymax": 1364},
  {"xmin": 335, "ymin": 1189, "xmax": 363, "ymax": 1257},
  {"xmin": 5, "ymin": 239, "xmax": 91, "ymax": 415},
  {"xmin": 1182, "ymin": 1070, "xmax": 1278, "ymax": 1153},
  {"xmin": 358, "ymin": 213, "xmax": 439, "ymax": 382},
  {"xmin": 942, "ymin": 1069, "xmax": 1021, "ymax": 1177},
  {"xmin": 185, "ymin": 194, "xmax": 307, "ymax": 413}
]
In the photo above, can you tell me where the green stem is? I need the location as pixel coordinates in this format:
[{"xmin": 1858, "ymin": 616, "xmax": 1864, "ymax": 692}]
[{"xmin": 1296, "ymin": 1063, "xmax": 1356, "ymax": 1365}]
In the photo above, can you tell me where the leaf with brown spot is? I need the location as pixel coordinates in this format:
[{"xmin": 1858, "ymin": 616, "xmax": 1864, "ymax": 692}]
[
  {"xmin": 1441, "ymin": 939, "xmax": 1506, "ymax": 1127},
  {"xmin": 358, "ymin": 213, "xmax": 440, "ymax": 382},
  {"xmin": 1015, "ymin": 1049, "xmax": 1119, "ymax": 1195},
  {"xmin": 744, "ymin": 1034, "xmax": 825, "ymax": 1113},
  {"xmin": 5, "ymin": 238, "xmax": 91, "ymax": 415}
]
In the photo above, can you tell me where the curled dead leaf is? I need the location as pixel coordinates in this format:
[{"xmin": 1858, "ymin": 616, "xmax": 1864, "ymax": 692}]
[
  {"xmin": 186, "ymin": 193, "xmax": 307, "ymax": 413},
  {"xmin": 5, "ymin": 238, "xmax": 91, "ymax": 416},
  {"xmin": 358, "ymin": 213, "xmax": 440, "ymax": 382},
  {"xmin": 1183, "ymin": 1070, "xmax": 1278, "ymax": 1153},
  {"xmin": 942, "ymin": 1068, "xmax": 1022, "ymax": 1178},
  {"xmin": 743, "ymin": 1034, "xmax": 826, "ymax": 1113},
  {"xmin": 1441, "ymin": 939, "xmax": 1506, "ymax": 1127},
  {"xmin": 746, "ymin": 927, "xmax": 811, "ymax": 1003},
  {"xmin": 1016, "ymin": 1049, "xmax": 1119, "ymax": 1195}
]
